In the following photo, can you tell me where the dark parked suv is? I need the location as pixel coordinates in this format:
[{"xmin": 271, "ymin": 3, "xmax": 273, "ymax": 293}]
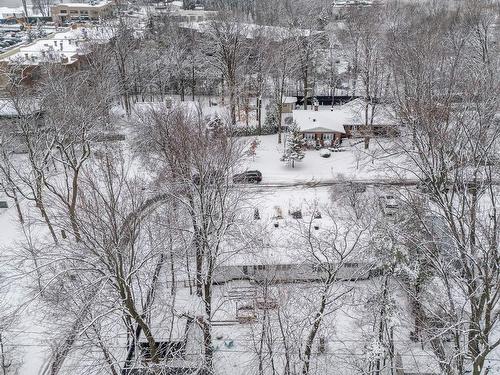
[{"xmin": 233, "ymin": 170, "xmax": 262, "ymax": 184}]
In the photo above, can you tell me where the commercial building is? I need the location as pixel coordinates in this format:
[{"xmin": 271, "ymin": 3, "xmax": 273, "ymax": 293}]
[
  {"xmin": 0, "ymin": 27, "xmax": 111, "ymax": 90},
  {"xmin": 50, "ymin": 1, "xmax": 114, "ymax": 24}
]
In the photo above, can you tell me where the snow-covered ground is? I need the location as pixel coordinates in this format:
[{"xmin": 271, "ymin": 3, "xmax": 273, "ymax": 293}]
[
  {"xmin": 0, "ymin": 99, "xmax": 497, "ymax": 374},
  {"xmin": 0, "ymin": 202, "xmax": 48, "ymax": 375},
  {"xmin": 241, "ymin": 134, "xmax": 405, "ymax": 184},
  {"xmin": 1, "ymin": 181, "xmax": 500, "ymax": 374}
]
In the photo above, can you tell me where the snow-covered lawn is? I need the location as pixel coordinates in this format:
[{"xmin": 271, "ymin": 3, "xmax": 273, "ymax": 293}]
[
  {"xmin": 0, "ymin": 203, "xmax": 47, "ymax": 375},
  {"xmin": 241, "ymin": 135, "xmax": 405, "ymax": 184}
]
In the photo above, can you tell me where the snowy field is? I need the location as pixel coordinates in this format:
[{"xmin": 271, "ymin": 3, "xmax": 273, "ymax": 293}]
[{"xmin": 241, "ymin": 134, "xmax": 407, "ymax": 184}]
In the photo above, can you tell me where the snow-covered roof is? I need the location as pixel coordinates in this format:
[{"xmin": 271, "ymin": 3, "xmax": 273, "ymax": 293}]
[
  {"xmin": 0, "ymin": 4, "xmax": 45, "ymax": 18},
  {"xmin": 2, "ymin": 27, "xmax": 111, "ymax": 66},
  {"xmin": 0, "ymin": 7, "xmax": 25, "ymax": 18},
  {"xmin": 169, "ymin": 0, "xmax": 184, "ymax": 8},
  {"xmin": 0, "ymin": 100, "xmax": 18, "ymax": 117},
  {"xmin": 282, "ymin": 96, "xmax": 297, "ymax": 104},
  {"xmin": 224, "ymin": 210, "xmax": 372, "ymax": 266},
  {"xmin": 179, "ymin": 21, "xmax": 321, "ymax": 42},
  {"xmin": 293, "ymin": 99, "xmax": 397, "ymax": 133},
  {"xmin": 52, "ymin": 1, "xmax": 111, "ymax": 8},
  {"xmin": 132, "ymin": 99, "xmax": 228, "ymax": 123},
  {"xmin": 293, "ymin": 110, "xmax": 348, "ymax": 134},
  {"xmin": 0, "ymin": 98, "xmax": 41, "ymax": 117},
  {"xmin": 342, "ymin": 98, "xmax": 396, "ymax": 126},
  {"xmin": 333, "ymin": 0, "xmax": 374, "ymax": 6},
  {"xmin": 217, "ymin": 186, "xmax": 375, "ymax": 268}
]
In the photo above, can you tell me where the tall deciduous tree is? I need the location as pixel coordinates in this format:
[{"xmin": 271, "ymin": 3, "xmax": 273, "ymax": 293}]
[{"xmin": 386, "ymin": 2, "xmax": 500, "ymax": 374}]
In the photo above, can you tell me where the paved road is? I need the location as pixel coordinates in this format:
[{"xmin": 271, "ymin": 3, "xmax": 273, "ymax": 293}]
[
  {"xmin": 247, "ymin": 179, "xmax": 420, "ymax": 189},
  {"xmin": 240, "ymin": 178, "xmax": 500, "ymax": 192}
]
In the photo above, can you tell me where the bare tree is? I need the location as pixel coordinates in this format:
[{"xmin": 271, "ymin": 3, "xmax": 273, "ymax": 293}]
[
  {"xmin": 135, "ymin": 103, "xmax": 248, "ymax": 372},
  {"xmin": 205, "ymin": 10, "xmax": 250, "ymax": 126},
  {"xmin": 0, "ymin": 91, "xmax": 58, "ymax": 243},
  {"xmin": 37, "ymin": 66, "xmax": 113, "ymax": 241},
  {"xmin": 384, "ymin": 2, "xmax": 500, "ymax": 373}
]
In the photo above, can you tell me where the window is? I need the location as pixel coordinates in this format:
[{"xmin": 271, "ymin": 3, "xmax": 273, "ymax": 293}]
[
  {"xmin": 60, "ymin": 9, "xmax": 67, "ymax": 13},
  {"xmin": 312, "ymin": 264, "xmax": 324, "ymax": 273},
  {"xmin": 289, "ymin": 209, "xmax": 302, "ymax": 219},
  {"xmin": 276, "ymin": 264, "xmax": 292, "ymax": 271},
  {"xmin": 344, "ymin": 263, "xmax": 359, "ymax": 268},
  {"xmin": 323, "ymin": 133, "xmax": 333, "ymax": 141}
]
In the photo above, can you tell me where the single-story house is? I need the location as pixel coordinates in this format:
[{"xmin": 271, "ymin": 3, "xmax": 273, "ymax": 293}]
[
  {"xmin": 292, "ymin": 109, "xmax": 348, "ymax": 148},
  {"xmin": 293, "ymin": 99, "xmax": 398, "ymax": 147},
  {"xmin": 341, "ymin": 98, "xmax": 398, "ymax": 138}
]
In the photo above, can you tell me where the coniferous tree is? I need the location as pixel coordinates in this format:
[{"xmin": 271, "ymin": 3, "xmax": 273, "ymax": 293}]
[{"xmin": 283, "ymin": 121, "xmax": 305, "ymax": 168}]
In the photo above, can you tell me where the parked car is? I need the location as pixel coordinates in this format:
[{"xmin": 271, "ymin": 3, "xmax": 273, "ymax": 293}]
[
  {"xmin": 232, "ymin": 170, "xmax": 262, "ymax": 184},
  {"xmin": 319, "ymin": 148, "xmax": 331, "ymax": 158},
  {"xmin": 379, "ymin": 194, "xmax": 398, "ymax": 216}
]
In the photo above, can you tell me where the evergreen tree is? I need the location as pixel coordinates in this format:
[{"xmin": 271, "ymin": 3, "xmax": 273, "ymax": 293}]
[
  {"xmin": 282, "ymin": 121, "xmax": 305, "ymax": 168},
  {"xmin": 264, "ymin": 102, "xmax": 278, "ymax": 130}
]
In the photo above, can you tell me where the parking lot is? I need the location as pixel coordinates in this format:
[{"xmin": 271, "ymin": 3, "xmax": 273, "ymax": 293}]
[{"xmin": 0, "ymin": 23, "xmax": 26, "ymax": 54}]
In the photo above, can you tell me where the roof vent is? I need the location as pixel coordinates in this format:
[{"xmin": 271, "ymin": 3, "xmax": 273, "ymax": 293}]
[{"xmin": 312, "ymin": 118, "xmax": 316, "ymax": 122}]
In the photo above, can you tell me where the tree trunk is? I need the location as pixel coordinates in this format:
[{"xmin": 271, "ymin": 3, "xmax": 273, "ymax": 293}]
[
  {"xmin": 180, "ymin": 77, "xmax": 185, "ymax": 102},
  {"xmin": 257, "ymin": 97, "xmax": 262, "ymax": 135},
  {"xmin": 229, "ymin": 79, "xmax": 237, "ymax": 126},
  {"xmin": 277, "ymin": 309, "xmax": 291, "ymax": 375},
  {"xmin": 202, "ymin": 279, "xmax": 213, "ymax": 373},
  {"xmin": 303, "ymin": 71, "xmax": 308, "ymax": 110},
  {"xmin": 220, "ymin": 76, "xmax": 225, "ymax": 106},
  {"xmin": 37, "ymin": 198, "xmax": 58, "ymax": 244},
  {"xmin": 302, "ymin": 286, "xmax": 329, "ymax": 375},
  {"xmin": 191, "ymin": 65, "xmax": 196, "ymax": 101},
  {"xmin": 12, "ymin": 189, "xmax": 23, "ymax": 224}
]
